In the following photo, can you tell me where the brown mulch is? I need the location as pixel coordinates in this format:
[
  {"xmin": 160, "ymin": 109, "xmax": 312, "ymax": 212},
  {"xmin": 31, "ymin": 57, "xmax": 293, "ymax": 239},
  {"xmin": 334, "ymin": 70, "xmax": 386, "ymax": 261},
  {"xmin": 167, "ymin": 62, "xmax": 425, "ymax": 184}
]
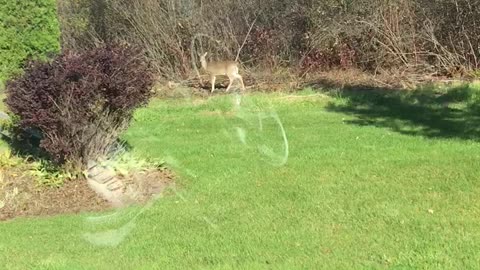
[
  {"xmin": 0, "ymin": 165, "xmax": 175, "ymax": 221},
  {"xmin": 0, "ymin": 166, "xmax": 111, "ymax": 221}
]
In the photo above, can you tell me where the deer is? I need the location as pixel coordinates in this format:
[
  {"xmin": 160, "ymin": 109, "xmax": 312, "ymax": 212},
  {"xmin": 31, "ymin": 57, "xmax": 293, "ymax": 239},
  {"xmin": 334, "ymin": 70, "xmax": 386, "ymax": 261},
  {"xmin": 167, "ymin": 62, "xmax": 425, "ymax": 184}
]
[{"xmin": 199, "ymin": 52, "xmax": 245, "ymax": 93}]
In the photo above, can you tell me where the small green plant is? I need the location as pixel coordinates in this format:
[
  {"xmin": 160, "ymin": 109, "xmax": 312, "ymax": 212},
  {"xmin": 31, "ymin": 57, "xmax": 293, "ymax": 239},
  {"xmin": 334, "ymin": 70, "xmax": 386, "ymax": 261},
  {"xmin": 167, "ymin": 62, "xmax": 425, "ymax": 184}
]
[
  {"xmin": 99, "ymin": 152, "xmax": 164, "ymax": 177},
  {"xmin": 0, "ymin": 148, "xmax": 23, "ymax": 169},
  {"xmin": 0, "ymin": 146, "xmax": 72, "ymax": 188},
  {"xmin": 0, "ymin": 114, "xmax": 16, "ymax": 138},
  {"xmin": 29, "ymin": 160, "xmax": 73, "ymax": 188}
]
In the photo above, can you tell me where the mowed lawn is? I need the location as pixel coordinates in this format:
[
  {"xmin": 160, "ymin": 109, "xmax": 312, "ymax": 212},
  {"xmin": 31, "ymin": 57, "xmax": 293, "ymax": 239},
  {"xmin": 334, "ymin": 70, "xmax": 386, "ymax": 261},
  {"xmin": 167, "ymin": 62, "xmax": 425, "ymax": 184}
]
[{"xmin": 1, "ymin": 87, "xmax": 480, "ymax": 269}]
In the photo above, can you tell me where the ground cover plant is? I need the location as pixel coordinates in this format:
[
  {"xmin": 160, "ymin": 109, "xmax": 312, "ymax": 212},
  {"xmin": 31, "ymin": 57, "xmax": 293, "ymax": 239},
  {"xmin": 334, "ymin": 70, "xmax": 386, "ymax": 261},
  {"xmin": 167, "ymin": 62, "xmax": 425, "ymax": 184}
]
[{"xmin": 1, "ymin": 85, "xmax": 480, "ymax": 269}]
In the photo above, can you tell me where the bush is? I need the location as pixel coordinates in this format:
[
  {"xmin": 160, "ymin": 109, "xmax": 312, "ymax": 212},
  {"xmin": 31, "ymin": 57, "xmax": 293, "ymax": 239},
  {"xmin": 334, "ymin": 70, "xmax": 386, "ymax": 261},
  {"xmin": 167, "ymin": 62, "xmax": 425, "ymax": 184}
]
[
  {"xmin": 57, "ymin": 0, "xmax": 480, "ymax": 78},
  {"xmin": 5, "ymin": 43, "xmax": 155, "ymax": 171},
  {"xmin": 57, "ymin": 0, "xmax": 312, "ymax": 78},
  {"xmin": 307, "ymin": 0, "xmax": 480, "ymax": 74},
  {"xmin": 0, "ymin": 0, "xmax": 60, "ymax": 84}
]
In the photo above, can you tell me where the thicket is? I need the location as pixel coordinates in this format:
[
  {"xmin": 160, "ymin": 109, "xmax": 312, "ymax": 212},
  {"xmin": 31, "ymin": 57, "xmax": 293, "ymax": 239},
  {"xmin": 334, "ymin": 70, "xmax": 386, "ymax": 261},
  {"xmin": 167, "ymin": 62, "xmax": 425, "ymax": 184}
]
[
  {"xmin": 57, "ymin": 0, "xmax": 480, "ymax": 80},
  {"xmin": 5, "ymin": 43, "xmax": 155, "ymax": 171},
  {"xmin": 0, "ymin": 0, "xmax": 60, "ymax": 86}
]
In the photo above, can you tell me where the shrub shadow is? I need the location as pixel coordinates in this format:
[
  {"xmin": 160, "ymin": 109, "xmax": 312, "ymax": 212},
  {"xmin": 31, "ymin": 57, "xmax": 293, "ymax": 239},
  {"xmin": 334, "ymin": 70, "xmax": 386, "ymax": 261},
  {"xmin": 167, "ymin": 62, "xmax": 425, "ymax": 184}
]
[
  {"xmin": 0, "ymin": 127, "xmax": 133, "ymax": 162},
  {"xmin": 308, "ymin": 79, "xmax": 480, "ymax": 141},
  {"xmin": 0, "ymin": 127, "xmax": 48, "ymax": 160}
]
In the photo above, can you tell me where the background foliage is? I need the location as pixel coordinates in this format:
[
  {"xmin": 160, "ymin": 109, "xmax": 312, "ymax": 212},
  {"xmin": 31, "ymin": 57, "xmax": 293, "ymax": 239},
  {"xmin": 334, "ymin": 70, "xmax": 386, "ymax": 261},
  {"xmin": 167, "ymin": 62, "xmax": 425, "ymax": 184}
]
[
  {"xmin": 56, "ymin": 0, "xmax": 480, "ymax": 80},
  {"xmin": 2, "ymin": 0, "xmax": 479, "ymax": 83},
  {"xmin": 0, "ymin": 0, "xmax": 60, "ymax": 87}
]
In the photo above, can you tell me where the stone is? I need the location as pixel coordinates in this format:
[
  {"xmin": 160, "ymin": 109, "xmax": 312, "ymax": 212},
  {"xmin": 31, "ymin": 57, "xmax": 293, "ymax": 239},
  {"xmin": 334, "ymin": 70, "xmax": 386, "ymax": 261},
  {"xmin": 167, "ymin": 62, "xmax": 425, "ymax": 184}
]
[
  {"xmin": 0, "ymin": 111, "xmax": 10, "ymax": 120},
  {"xmin": 86, "ymin": 159, "xmax": 126, "ymax": 207},
  {"xmin": 87, "ymin": 178, "xmax": 124, "ymax": 207},
  {"xmin": 91, "ymin": 169, "xmax": 117, "ymax": 184},
  {"xmin": 106, "ymin": 180, "xmax": 124, "ymax": 191},
  {"xmin": 87, "ymin": 163, "xmax": 116, "ymax": 181}
]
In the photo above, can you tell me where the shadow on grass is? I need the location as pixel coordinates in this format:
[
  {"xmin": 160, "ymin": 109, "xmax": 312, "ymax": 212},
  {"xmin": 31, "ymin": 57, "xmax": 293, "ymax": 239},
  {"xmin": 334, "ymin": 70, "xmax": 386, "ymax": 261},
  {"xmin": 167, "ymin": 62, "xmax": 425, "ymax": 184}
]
[
  {"xmin": 0, "ymin": 127, "xmax": 133, "ymax": 162},
  {"xmin": 308, "ymin": 79, "xmax": 480, "ymax": 141}
]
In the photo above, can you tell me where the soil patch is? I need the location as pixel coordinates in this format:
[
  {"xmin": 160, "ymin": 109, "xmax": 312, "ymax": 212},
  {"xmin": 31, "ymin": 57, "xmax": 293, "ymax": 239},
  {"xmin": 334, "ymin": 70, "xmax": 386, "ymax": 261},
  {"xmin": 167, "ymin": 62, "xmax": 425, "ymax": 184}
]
[
  {"xmin": 0, "ymin": 165, "xmax": 174, "ymax": 221},
  {"xmin": 0, "ymin": 166, "xmax": 110, "ymax": 221}
]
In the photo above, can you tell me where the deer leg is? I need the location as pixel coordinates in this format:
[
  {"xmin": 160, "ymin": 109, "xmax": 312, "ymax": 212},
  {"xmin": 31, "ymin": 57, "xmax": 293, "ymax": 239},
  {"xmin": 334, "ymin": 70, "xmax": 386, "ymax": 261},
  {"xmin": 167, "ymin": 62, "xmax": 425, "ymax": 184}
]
[
  {"xmin": 211, "ymin": 75, "xmax": 216, "ymax": 93},
  {"xmin": 226, "ymin": 76, "xmax": 234, "ymax": 92},
  {"xmin": 236, "ymin": 74, "xmax": 245, "ymax": 91}
]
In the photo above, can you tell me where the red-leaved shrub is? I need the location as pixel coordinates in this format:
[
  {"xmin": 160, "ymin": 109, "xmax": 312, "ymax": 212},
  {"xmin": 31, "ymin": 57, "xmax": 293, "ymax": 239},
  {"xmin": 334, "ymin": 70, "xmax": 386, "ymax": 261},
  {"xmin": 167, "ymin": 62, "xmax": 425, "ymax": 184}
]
[{"xmin": 5, "ymin": 43, "xmax": 155, "ymax": 170}]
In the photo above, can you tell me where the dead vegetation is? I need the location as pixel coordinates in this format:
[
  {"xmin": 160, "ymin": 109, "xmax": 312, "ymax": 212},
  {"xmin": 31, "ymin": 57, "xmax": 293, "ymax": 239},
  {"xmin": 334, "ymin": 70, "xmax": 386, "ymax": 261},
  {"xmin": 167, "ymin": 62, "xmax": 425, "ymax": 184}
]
[{"xmin": 56, "ymin": 0, "xmax": 480, "ymax": 91}]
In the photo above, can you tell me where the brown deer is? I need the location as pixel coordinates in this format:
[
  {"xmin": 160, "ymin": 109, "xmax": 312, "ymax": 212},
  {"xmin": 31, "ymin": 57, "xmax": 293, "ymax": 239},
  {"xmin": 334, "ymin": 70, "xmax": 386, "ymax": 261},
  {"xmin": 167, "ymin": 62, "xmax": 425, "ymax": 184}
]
[{"xmin": 199, "ymin": 52, "xmax": 245, "ymax": 93}]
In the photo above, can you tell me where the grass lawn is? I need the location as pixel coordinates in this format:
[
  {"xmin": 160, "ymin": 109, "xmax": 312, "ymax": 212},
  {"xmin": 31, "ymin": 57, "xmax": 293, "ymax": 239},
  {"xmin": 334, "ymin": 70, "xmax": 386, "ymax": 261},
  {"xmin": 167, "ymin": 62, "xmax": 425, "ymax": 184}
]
[{"xmin": 1, "ymin": 86, "xmax": 480, "ymax": 269}]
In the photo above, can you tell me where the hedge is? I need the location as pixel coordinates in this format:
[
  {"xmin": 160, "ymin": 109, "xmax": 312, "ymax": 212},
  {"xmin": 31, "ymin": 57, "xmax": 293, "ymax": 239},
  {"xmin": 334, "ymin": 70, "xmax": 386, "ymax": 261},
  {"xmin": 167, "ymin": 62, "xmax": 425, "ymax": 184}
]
[{"xmin": 0, "ymin": 0, "xmax": 60, "ymax": 87}]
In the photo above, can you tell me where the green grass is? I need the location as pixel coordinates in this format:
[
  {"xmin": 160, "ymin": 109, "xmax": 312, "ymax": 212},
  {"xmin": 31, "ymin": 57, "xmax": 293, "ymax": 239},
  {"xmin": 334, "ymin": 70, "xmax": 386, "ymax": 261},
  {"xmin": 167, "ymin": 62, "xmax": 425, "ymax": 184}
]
[{"xmin": 1, "ymin": 87, "xmax": 480, "ymax": 269}]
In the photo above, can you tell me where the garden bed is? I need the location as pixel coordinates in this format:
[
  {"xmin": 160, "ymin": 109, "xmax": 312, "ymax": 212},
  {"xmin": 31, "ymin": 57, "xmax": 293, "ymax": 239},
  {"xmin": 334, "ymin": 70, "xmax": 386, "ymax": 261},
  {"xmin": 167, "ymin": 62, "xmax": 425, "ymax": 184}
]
[{"xmin": 0, "ymin": 160, "xmax": 174, "ymax": 221}]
